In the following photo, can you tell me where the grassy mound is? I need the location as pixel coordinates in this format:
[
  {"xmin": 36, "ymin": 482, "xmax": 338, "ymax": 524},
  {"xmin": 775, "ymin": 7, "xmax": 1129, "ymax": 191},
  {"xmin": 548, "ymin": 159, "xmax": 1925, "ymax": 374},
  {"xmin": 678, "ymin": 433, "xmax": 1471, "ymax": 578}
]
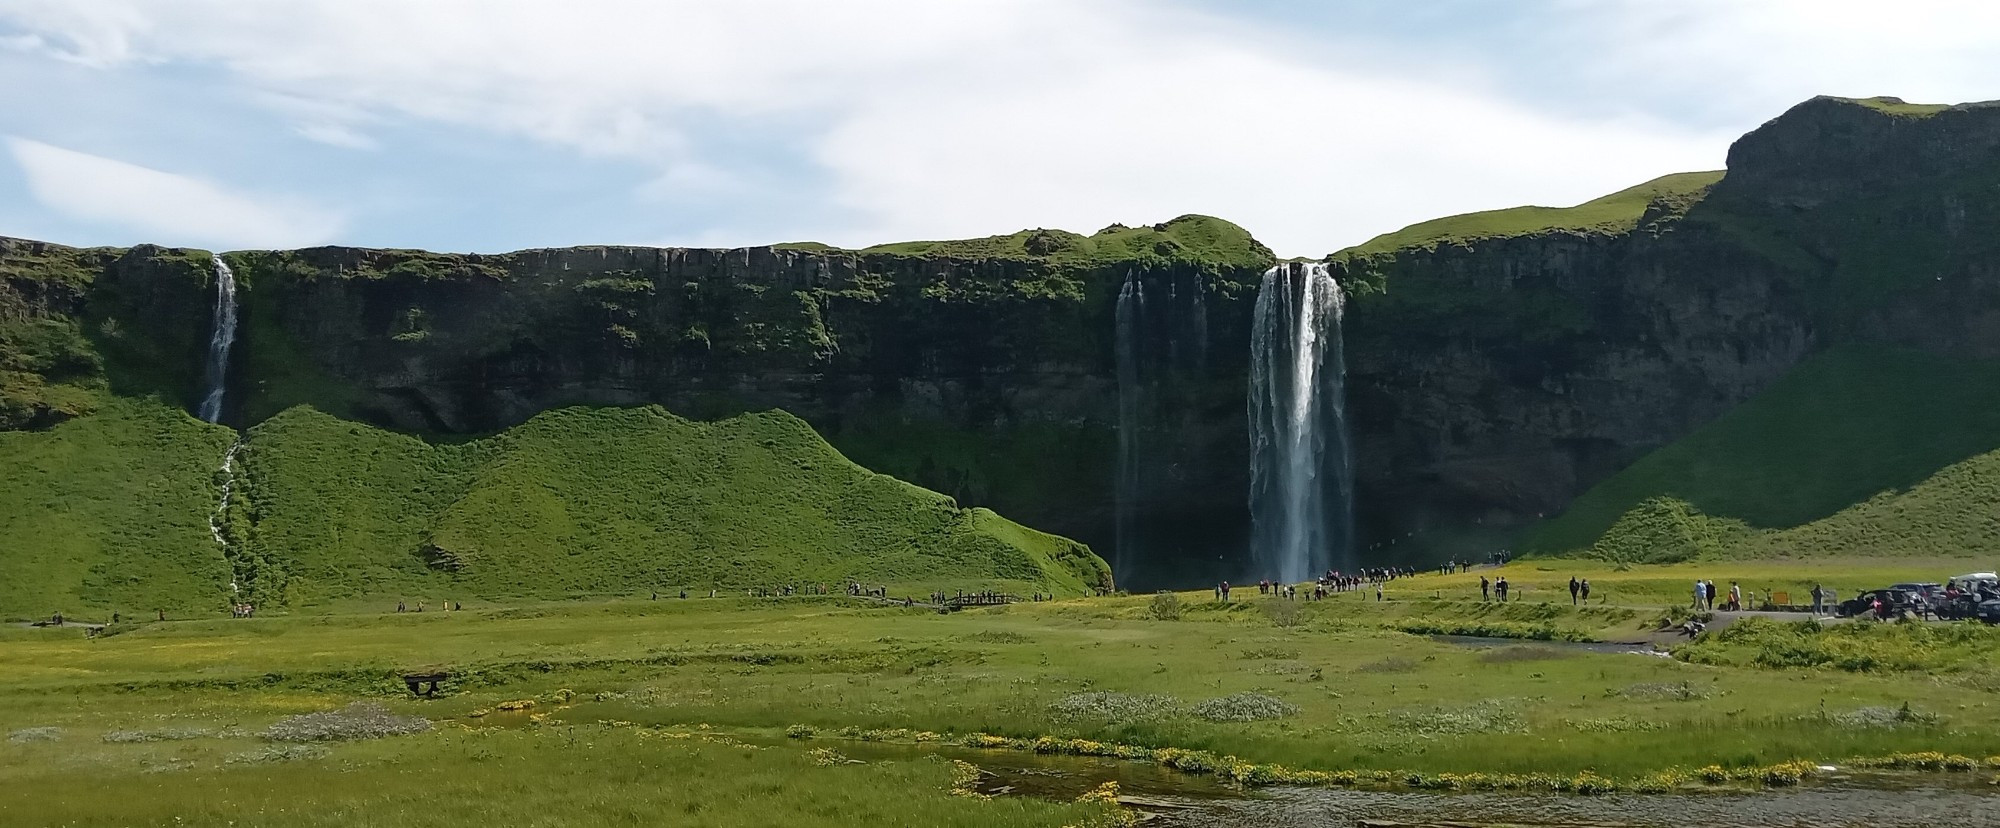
[
  {"xmin": 857, "ymin": 214, "xmax": 1274, "ymax": 269},
  {"xmin": 0, "ymin": 398, "xmax": 235, "ymax": 618},
  {"xmin": 240, "ymin": 405, "xmax": 1110, "ymax": 606},
  {"xmin": 1530, "ymin": 345, "xmax": 2000, "ymax": 558},
  {"xmin": 1332, "ymin": 171, "xmax": 1724, "ymax": 259}
]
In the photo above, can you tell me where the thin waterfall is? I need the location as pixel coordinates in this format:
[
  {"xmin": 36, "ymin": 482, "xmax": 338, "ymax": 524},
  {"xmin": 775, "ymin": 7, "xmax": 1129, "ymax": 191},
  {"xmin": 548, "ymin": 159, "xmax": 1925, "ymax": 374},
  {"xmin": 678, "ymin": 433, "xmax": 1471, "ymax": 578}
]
[
  {"xmin": 197, "ymin": 255, "xmax": 239, "ymax": 424},
  {"xmin": 1247, "ymin": 262, "xmax": 1354, "ymax": 583},
  {"xmin": 1113, "ymin": 270, "xmax": 1146, "ymax": 579},
  {"xmin": 209, "ymin": 439, "xmax": 245, "ymax": 595}
]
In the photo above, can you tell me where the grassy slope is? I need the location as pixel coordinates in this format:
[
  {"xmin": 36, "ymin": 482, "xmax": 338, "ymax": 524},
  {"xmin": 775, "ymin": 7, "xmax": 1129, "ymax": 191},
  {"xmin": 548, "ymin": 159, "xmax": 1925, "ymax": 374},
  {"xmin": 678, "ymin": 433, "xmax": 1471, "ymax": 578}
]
[
  {"xmin": 859, "ymin": 214, "xmax": 1274, "ymax": 269},
  {"xmin": 1528, "ymin": 346, "xmax": 2000, "ymax": 557},
  {"xmin": 244, "ymin": 405, "xmax": 1109, "ymax": 606},
  {"xmin": 0, "ymin": 398, "xmax": 235, "ymax": 618},
  {"xmin": 1332, "ymin": 171, "xmax": 1724, "ymax": 259}
]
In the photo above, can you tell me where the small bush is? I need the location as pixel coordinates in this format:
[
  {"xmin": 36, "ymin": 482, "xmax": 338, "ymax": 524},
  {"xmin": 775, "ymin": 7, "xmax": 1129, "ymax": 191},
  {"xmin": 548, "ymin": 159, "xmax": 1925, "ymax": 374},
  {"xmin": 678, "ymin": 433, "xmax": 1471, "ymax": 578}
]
[
  {"xmin": 1049, "ymin": 691, "xmax": 1183, "ymax": 723},
  {"xmin": 785, "ymin": 724, "xmax": 817, "ymax": 739},
  {"xmin": 1832, "ymin": 704, "xmax": 1939, "ymax": 728},
  {"xmin": 1147, "ymin": 592, "xmax": 1183, "ymax": 621},
  {"xmin": 1192, "ymin": 692, "xmax": 1298, "ymax": 723},
  {"xmin": 7, "ymin": 727, "xmax": 62, "ymax": 743},
  {"xmin": 263, "ymin": 702, "xmax": 431, "ymax": 742}
]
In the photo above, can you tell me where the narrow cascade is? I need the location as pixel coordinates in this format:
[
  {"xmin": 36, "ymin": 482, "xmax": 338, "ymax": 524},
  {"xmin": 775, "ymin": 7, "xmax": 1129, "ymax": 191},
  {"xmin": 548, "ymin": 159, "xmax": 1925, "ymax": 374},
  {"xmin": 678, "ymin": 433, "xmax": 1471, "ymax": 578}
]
[
  {"xmin": 197, "ymin": 255, "xmax": 239, "ymax": 424},
  {"xmin": 1113, "ymin": 270, "xmax": 1146, "ymax": 579},
  {"xmin": 1247, "ymin": 262, "xmax": 1355, "ymax": 583},
  {"xmin": 209, "ymin": 439, "xmax": 245, "ymax": 593}
]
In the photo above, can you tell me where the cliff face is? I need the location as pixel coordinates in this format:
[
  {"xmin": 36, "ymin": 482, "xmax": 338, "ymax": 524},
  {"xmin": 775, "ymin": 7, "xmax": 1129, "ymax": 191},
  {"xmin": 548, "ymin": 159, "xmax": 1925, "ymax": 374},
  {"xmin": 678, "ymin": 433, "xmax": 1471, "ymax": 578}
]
[
  {"xmin": 218, "ymin": 218, "xmax": 1272, "ymax": 587},
  {"xmin": 1332, "ymin": 96, "xmax": 2000, "ymax": 557},
  {"xmin": 6, "ymin": 95, "xmax": 1999, "ymax": 580}
]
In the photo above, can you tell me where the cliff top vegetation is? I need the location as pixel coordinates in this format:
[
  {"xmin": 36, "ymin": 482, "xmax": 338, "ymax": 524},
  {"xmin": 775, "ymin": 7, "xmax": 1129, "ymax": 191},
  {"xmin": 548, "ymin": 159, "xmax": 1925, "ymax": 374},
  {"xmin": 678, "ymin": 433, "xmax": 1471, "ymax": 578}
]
[
  {"xmin": 847, "ymin": 214, "xmax": 1274, "ymax": 270},
  {"xmin": 1330, "ymin": 171, "xmax": 1724, "ymax": 260},
  {"xmin": 1835, "ymin": 95, "xmax": 1956, "ymax": 118}
]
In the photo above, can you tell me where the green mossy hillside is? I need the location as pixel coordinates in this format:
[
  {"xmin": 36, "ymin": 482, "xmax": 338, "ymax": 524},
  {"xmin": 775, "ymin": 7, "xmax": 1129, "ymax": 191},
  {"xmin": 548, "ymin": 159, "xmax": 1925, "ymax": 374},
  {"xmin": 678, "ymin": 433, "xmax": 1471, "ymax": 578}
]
[
  {"xmin": 860, "ymin": 214, "xmax": 1274, "ymax": 270},
  {"xmin": 1534, "ymin": 346, "xmax": 2000, "ymax": 560},
  {"xmin": 1331, "ymin": 171, "xmax": 1724, "ymax": 260},
  {"xmin": 240, "ymin": 405, "xmax": 1110, "ymax": 606},
  {"xmin": 0, "ymin": 398, "xmax": 236, "ymax": 618}
]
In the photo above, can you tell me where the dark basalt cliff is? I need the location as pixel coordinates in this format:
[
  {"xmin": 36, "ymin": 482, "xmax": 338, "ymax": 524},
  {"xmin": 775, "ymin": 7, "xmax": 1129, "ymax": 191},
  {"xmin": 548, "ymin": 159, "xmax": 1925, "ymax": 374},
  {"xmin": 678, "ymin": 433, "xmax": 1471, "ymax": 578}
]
[
  {"xmin": 5, "ymin": 95, "xmax": 1999, "ymax": 585},
  {"xmin": 1333, "ymin": 96, "xmax": 2000, "ymax": 558}
]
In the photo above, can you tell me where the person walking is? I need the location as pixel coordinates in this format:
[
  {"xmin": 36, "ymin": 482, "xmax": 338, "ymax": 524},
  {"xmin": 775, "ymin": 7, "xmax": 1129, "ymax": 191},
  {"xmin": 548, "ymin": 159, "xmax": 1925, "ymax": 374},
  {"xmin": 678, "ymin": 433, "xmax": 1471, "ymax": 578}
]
[
  {"xmin": 1729, "ymin": 582, "xmax": 1742, "ymax": 612},
  {"xmin": 1568, "ymin": 577, "xmax": 1580, "ymax": 605},
  {"xmin": 1579, "ymin": 579, "xmax": 1591, "ymax": 603},
  {"xmin": 1811, "ymin": 583, "xmax": 1825, "ymax": 615},
  {"xmin": 1481, "ymin": 576, "xmax": 1491, "ymax": 602}
]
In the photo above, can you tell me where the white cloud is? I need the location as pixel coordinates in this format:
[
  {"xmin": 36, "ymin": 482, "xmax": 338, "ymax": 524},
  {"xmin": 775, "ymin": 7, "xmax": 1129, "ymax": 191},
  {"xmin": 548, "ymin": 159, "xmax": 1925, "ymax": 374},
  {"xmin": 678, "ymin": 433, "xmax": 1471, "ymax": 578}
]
[
  {"xmin": 5, "ymin": 137, "xmax": 343, "ymax": 249},
  {"xmin": 1, "ymin": 1, "xmax": 1998, "ymax": 253}
]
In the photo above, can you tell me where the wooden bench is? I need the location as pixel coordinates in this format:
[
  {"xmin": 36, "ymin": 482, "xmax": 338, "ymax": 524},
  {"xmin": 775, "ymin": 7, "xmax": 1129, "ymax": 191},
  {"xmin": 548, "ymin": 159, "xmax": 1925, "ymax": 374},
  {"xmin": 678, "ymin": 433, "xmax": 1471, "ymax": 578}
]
[{"xmin": 402, "ymin": 671, "xmax": 448, "ymax": 697}]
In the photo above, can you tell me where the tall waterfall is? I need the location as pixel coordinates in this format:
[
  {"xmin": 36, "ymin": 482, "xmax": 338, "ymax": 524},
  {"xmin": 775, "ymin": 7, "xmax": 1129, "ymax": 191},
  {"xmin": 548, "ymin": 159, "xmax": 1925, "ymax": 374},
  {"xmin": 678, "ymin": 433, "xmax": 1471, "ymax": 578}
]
[
  {"xmin": 1247, "ymin": 262, "xmax": 1354, "ymax": 583},
  {"xmin": 196, "ymin": 255, "xmax": 239, "ymax": 424},
  {"xmin": 1113, "ymin": 270, "xmax": 1146, "ymax": 579}
]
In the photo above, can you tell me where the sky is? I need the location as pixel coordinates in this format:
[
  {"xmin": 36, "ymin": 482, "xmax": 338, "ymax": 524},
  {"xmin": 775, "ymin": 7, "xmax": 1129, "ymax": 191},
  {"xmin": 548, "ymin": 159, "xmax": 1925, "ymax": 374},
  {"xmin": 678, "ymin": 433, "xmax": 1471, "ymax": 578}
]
[{"xmin": 1, "ymin": 1, "xmax": 1998, "ymax": 257}]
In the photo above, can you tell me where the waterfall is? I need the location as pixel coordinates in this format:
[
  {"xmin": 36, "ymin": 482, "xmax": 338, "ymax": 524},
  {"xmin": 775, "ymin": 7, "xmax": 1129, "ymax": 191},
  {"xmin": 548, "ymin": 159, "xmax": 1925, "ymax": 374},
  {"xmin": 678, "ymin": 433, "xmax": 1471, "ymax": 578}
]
[
  {"xmin": 197, "ymin": 255, "xmax": 239, "ymax": 424},
  {"xmin": 209, "ymin": 438, "xmax": 245, "ymax": 594},
  {"xmin": 1113, "ymin": 270, "xmax": 1146, "ymax": 579},
  {"xmin": 1247, "ymin": 262, "xmax": 1354, "ymax": 583}
]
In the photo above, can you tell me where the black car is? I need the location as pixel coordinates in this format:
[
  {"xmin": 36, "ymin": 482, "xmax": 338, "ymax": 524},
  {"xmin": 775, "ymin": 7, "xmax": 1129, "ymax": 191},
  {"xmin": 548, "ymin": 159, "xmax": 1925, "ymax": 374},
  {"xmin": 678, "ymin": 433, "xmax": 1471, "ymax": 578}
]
[
  {"xmin": 1891, "ymin": 582, "xmax": 1945, "ymax": 605},
  {"xmin": 1836, "ymin": 588, "xmax": 1923, "ymax": 619}
]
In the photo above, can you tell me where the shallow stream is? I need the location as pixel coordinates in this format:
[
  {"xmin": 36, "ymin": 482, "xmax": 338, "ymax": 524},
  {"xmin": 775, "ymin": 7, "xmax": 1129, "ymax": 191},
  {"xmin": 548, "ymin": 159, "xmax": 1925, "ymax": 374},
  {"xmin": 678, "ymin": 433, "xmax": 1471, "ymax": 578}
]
[{"xmin": 824, "ymin": 739, "xmax": 2000, "ymax": 827}]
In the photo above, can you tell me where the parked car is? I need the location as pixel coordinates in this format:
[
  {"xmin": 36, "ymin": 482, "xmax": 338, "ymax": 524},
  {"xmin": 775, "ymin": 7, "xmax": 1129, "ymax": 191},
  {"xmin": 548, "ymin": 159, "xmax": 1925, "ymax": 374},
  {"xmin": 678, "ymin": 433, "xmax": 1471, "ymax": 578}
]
[
  {"xmin": 1891, "ymin": 582, "xmax": 1944, "ymax": 603},
  {"xmin": 1836, "ymin": 588, "xmax": 1923, "ymax": 619},
  {"xmin": 1939, "ymin": 575, "xmax": 2000, "ymax": 621}
]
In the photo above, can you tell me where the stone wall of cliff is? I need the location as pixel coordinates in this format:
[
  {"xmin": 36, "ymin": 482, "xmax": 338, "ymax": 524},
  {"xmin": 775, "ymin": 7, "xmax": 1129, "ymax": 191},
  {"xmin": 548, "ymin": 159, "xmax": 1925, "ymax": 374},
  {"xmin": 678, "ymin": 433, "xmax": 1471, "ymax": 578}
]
[
  {"xmin": 1330, "ymin": 96, "xmax": 2000, "ymax": 558},
  {"xmin": 210, "ymin": 218, "xmax": 1273, "ymax": 588}
]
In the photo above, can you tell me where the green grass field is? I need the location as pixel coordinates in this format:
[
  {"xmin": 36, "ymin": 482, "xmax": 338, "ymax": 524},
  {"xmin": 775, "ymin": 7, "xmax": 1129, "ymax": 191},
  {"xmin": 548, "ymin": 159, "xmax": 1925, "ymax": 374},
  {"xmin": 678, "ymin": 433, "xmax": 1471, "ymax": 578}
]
[
  {"xmin": 0, "ymin": 401, "xmax": 1110, "ymax": 619},
  {"xmin": 8, "ymin": 555, "xmax": 2000, "ymax": 825}
]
